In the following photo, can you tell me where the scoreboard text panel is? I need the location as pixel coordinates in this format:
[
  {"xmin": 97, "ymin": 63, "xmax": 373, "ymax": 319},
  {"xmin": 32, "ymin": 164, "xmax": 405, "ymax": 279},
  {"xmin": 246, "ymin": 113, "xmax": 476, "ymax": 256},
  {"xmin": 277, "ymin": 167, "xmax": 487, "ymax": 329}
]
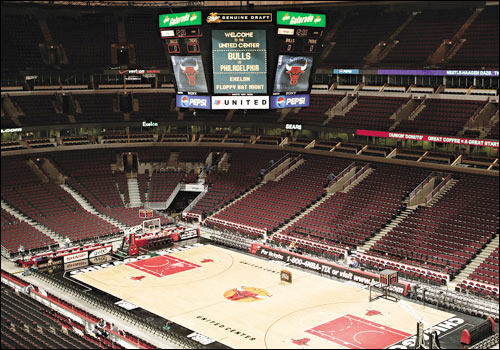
[{"xmin": 212, "ymin": 29, "xmax": 267, "ymax": 94}]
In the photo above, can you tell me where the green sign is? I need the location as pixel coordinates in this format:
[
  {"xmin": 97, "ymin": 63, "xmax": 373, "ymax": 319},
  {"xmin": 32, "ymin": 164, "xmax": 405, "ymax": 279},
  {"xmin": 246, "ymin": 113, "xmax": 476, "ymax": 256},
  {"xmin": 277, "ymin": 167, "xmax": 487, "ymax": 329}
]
[
  {"xmin": 159, "ymin": 11, "xmax": 201, "ymax": 28},
  {"xmin": 276, "ymin": 11, "xmax": 326, "ymax": 28}
]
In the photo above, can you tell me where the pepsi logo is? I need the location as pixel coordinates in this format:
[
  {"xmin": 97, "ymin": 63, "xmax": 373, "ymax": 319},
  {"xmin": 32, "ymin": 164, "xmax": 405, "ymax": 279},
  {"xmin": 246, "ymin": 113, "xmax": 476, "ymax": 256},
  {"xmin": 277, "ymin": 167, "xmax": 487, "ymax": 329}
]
[
  {"xmin": 276, "ymin": 96, "xmax": 286, "ymax": 108},
  {"xmin": 181, "ymin": 96, "xmax": 189, "ymax": 107}
]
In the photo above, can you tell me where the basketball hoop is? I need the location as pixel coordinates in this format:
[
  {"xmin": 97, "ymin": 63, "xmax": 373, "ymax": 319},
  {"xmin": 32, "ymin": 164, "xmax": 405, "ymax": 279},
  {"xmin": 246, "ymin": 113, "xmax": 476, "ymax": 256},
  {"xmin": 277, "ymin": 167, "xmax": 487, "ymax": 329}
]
[{"xmin": 142, "ymin": 218, "xmax": 161, "ymax": 235}]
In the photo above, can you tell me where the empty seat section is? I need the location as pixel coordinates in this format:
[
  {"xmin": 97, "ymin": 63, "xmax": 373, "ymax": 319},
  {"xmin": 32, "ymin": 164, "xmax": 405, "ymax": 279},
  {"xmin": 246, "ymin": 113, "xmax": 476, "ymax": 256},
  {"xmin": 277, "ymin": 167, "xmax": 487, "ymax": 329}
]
[
  {"xmin": 380, "ymin": 8, "xmax": 473, "ymax": 67},
  {"xmin": 286, "ymin": 95, "xmax": 343, "ymax": 125},
  {"xmin": 188, "ymin": 150, "xmax": 284, "ymax": 217},
  {"xmin": 148, "ymin": 171, "xmax": 185, "ymax": 202},
  {"xmin": 49, "ymin": 150, "xmax": 123, "ymax": 210},
  {"xmin": 278, "ymin": 164, "xmax": 429, "ymax": 250},
  {"xmin": 125, "ymin": 14, "xmax": 167, "ymax": 67},
  {"xmin": 210, "ymin": 156, "xmax": 353, "ymax": 237},
  {"xmin": 395, "ymin": 99, "xmax": 485, "ymax": 136},
  {"xmin": 74, "ymin": 94, "xmax": 124, "ymax": 123},
  {"xmin": 327, "ymin": 96, "xmax": 408, "ymax": 130},
  {"xmin": 369, "ymin": 175, "xmax": 499, "ymax": 278},
  {"xmin": 2, "ymin": 182, "xmax": 120, "ymax": 242},
  {"xmin": 47, "ymin": 15, "xmax": 116, "ymax": 67},
  {"xmin": 130, "ymin": 93, "xmax": 177, "ymax": 122},
  {"xmin": 10, "ymin": 95, "xmax": 64, "ymax": 127},
  {"xmin": 1, "ymin": 209, "xmax": 57, "ymax": 254},
  {"xmin": 177, "ymin": 148, "xmax": 210, "ymax": 163},
  {"xmin": 323, "ymin": 10, "xmax": 405, "ymax": 67},
  {"xmin": 447, "ymin": 6, "xmax": 499, "ymax": 69},
  {"xmin": 468, "ymin": 247, "xmax": 499, "ymax": 287},
  {"xmin": 1, "ymin": 15, "xmax": 45, "ymax": 70}
]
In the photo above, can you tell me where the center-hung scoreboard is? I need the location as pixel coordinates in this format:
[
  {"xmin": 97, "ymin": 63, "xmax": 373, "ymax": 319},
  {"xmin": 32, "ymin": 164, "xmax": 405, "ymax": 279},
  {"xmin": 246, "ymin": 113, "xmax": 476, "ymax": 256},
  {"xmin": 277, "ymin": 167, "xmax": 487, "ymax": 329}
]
[{"xmin": 158, "ymin": 10, "xmax": 327, "ymax": 110}]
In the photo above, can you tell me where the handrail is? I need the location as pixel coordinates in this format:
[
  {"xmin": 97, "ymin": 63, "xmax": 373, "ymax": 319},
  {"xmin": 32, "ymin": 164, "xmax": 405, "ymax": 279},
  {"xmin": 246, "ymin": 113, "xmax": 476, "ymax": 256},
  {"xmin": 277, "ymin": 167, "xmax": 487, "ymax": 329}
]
[
  {"xmin": 264, "ymin": 153, "xmax": 290, "ymax": 174},
  {"xmin": 144, "ymin": 201, "xmax": 167, "ymax": 210},
  {"xmin": 205, "ymin": 217, "xmax": 267, "ymax": 236},
  {"xmin": 342, "ymin": 163, "xmax": 370, "ymax": 190},
  {"xmin": 182, "ymin": 187, "xmax": 208, "ymax": 213},
  {"xmin": 273, "ymin": 233, "xmax": 347, "ymax": 256},
  {"xmin": 328, "ymin": 161, "xmax": 356, "ymax": 187},
  {"xmin": 1, "ymin": 245, "xmax": 11, "ymax": 259},
  {"xmin": 425, "ymin": 173, "xmax": 451, "ymax": 204},
  {"xmin": 409, "ymin": 171, "xmax": 436, "ymax": 201},
  {"xmin": 274, "ymin": 154, "xmax": 303, "ymax": 180}
]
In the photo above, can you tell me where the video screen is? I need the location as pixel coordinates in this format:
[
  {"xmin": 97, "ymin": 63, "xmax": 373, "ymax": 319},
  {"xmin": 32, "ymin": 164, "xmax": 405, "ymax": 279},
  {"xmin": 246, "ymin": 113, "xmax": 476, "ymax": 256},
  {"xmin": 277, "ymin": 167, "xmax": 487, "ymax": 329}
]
[
  {"xmin": 212, "ymin": 29, "xmax": 267, "ymax": 94},
  {"xmin": 171, "ymin": 55, "xmax": 208, "ymax": 93},
  {"xmin": 273, "ymin": 55, "xmax": 313, "ymax": 93}
]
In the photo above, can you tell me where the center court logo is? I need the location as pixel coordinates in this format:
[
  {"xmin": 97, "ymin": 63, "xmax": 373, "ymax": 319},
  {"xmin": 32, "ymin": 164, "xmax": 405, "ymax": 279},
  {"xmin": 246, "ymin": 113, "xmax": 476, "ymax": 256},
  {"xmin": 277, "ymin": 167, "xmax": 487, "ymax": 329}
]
[{"xmin": 224, "ymin": 286, "xmax": 271, "ymax": 302}]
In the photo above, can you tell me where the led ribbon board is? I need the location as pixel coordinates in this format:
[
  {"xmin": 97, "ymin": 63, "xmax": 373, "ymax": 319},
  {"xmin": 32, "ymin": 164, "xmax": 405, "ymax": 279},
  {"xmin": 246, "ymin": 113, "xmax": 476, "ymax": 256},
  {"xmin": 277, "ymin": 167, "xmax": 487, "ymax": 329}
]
[
  {"xmin": 212, "ymin": 29, "xmax": 267, "ymax": 94},
  {"xmin": 277, "ymin": 11, "xmax": 326, "ymax": 28}
]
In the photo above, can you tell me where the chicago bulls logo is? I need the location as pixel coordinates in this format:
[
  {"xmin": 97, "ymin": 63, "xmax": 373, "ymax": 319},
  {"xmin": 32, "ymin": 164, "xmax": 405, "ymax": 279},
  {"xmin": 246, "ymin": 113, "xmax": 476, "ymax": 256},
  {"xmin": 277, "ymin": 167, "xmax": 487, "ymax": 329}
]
[
  {"xmin": 223, "ymin": 286, "xmax": 271, "ymax": 302},
  {"xmin": 285, "ymin": 59, "xmax": 308, "ymax": 86},
  {"xmin": 179, "ymin": 60, "xmax": 199, "ymax": 86}
]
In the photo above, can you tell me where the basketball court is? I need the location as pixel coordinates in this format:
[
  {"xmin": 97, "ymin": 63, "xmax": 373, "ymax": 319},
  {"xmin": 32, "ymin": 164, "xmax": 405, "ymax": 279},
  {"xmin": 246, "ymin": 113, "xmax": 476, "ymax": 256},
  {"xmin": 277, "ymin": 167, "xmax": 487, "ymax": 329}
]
[{"xmin": 71, "ymin": 244, "xmax": 456, "ymax": 349}]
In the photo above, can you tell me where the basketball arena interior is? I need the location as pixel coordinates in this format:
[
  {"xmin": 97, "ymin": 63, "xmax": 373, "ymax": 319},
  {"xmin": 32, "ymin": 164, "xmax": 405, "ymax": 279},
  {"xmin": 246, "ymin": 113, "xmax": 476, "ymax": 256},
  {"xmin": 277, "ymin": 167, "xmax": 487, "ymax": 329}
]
[{"xmin": 1, "ymin": 1, "xmax": 499, "ymax": 349}]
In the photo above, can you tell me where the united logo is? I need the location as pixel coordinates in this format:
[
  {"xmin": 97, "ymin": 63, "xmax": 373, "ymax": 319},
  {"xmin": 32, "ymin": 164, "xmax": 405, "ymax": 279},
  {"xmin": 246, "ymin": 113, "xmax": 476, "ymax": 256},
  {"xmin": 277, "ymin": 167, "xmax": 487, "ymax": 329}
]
[{"xmin": 224, "ymin": 286, "xmax": 271, "ymax": 302}]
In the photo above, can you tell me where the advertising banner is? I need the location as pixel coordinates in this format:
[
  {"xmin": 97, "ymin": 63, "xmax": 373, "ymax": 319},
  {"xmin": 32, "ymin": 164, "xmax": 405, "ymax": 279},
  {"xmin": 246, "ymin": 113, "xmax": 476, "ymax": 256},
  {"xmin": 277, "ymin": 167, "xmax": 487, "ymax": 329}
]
[
  {"xmin": 159, "ymin": 11, "xmax": 202, "ymax": 28},
  {"xmin": 180, "ymin": 183, "xmax": 206, "ymax": 192},
  {"xmin": 212, "ymin": 96, "xmax": 269, "ymax": 109},
  {"xmin": 88, "ymin": 246, "xmax": 112, "ymax": 259},
  {"xmin": 271, "ymin": 94, "xmax": 310, "ymax": 108},
  {"xmin": 356, "ymin": 129, "xmax": 499, "ymax": 148},
  {"xmin": 333, "ymin": 68, "xmax": 360, "ymax": 74},
  {"xmin": 206, "ymin": 12, "xmax": 272, "ymax": 23},
  {"xmin": 378, "ymin": 69, "xmax": 499, "ymax": 77},
  {"xmin": 253, "ymin": 245, "xmax": 409, "ymax": 296},
  {"xmin": 64, "ymin": 251, "xmax": 89, "ymax": 264},
  {"xmin": 176, "ymin": 95, "xmax": 211, "ymax": 109},
  {"xmin": 277, "ymin": 11, "xmax": 326, "ymax": 27}
]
